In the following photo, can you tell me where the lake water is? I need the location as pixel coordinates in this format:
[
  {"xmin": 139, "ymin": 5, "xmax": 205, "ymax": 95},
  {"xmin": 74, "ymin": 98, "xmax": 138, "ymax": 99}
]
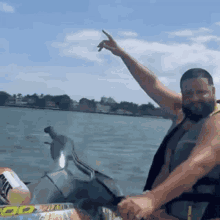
[{"xmin": 0, "ymin": 107, "xmax": 172, "ymax": 196}]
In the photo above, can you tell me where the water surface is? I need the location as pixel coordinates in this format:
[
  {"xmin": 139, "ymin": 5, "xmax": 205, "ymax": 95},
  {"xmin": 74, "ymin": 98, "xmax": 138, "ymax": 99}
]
[{"xmin": 0, "ymin": 107, "xmax": 172, "ymax": 195}]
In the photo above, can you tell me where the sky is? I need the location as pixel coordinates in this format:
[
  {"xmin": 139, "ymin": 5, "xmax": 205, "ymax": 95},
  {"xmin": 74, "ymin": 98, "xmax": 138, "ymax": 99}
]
[{"xmin": 1, "ymin": 0, "xmax": 220, "ymax": 106}]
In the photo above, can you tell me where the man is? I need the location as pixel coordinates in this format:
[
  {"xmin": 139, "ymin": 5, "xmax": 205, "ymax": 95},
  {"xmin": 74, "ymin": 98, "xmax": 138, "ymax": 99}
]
[
  {"xmin": 98, "ymin": 30, "xmax": 220, "ymax": 220},
  {"xmin": 0, "ymin": 167, "xmax": 31, "ymax": 206}
]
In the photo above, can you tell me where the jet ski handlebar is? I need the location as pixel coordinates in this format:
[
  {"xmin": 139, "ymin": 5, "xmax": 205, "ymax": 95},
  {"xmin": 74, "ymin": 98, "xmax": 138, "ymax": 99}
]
[
  {"xmin": 44, "ymin": 126, "xmax": 95, "ymax": 179},
  {"xmin": 71, "ymin": 148, "xmax": 95, "ymax": 179},
  {"xmin": 23, "ymin": 126, "xmax": 128, "ymax": 219}
]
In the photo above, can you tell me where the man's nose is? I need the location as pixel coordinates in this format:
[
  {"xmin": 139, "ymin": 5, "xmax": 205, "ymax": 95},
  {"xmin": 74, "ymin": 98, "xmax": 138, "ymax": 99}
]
[{"xmin": 191, "ymin": 94, "xmax": 200, "ymax": 102}]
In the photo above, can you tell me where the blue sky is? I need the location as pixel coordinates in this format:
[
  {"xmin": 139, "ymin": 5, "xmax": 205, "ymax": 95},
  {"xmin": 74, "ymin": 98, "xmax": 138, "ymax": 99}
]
[{"xmin": 1, "ymin": 0, "xmax": 220, "ymax": 106}]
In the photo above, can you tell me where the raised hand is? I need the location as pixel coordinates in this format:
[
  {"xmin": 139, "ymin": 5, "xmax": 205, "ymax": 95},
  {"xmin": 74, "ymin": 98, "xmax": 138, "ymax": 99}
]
[{"xmin": 97, "ymin": 30, "xmax": 124, "ymax": 56}]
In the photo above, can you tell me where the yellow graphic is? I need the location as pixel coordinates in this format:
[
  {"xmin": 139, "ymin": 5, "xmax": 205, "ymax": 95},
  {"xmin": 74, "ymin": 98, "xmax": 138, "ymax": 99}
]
[
  {"xmin": 39, "ymin": 204, "xmax": 65, "ymax": 212},
  {"xmin": 0, "ymin": 205, "xmax": 35, "ymax": 216},
  {"xmin": 0, "ymin": 204, "xmax": 66, "ymax": 216},
  {"xmin": 48, "ymin": 204, "xmax": 63, "ymax": 211}
]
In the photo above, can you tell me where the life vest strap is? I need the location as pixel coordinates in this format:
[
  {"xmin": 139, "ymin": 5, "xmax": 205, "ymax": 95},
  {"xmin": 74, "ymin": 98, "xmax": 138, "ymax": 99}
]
[{"xmin": 167, "ymin": 193, "xmax": 220, "ymax": 204}]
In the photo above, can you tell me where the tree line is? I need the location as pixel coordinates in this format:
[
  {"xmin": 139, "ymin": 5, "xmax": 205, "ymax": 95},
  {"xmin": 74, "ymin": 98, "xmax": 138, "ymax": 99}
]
[{"xmin": 0, "ymin": 91, "xmax": 170, "ymax": 118}]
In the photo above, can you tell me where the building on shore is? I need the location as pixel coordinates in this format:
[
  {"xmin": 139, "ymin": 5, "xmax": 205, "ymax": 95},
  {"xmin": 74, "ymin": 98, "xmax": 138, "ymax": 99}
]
[
  {"xmin": 16, "ymin": 98, "xmax": 27, "ymax": 105},
  {"xmin": 70, "ymin": 101, "xmax": 79, "ymax": 110},
  {"xmin": 101, "ymin": 97, "xmax": 117, "ymax": 105},
  {"xmin": 96, "ymin": 103, "xmax": 111, "ymax": 113},
  {"xmin": 116, "ymin": 109, "xmax": 133, "ymax": 115},
  {"xmin": 27, "ymin": 98, "xmax": 36, "ymax": 105},
  {"xmin": 5, "ymin": 96, "xmax": 16, "ymax": 105},
  {"xmin": 79, "ymin": 104, "xmax": 95, "ymax": 112},
  {"xmin": 46, "ymin": 101, "xmax": 56, "ymax": 108}
]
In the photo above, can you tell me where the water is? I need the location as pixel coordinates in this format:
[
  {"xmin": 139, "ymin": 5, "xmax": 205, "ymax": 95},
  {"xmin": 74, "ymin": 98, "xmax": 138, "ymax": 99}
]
[{"xmin": 0, "ymin": 106, "xmax": 172, "ymax": 196}]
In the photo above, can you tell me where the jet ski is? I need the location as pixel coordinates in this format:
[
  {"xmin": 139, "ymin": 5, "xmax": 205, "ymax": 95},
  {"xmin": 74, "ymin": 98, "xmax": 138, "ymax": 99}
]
[{"xmin": 0, "ymin": 126, "xmax": 125, "ymax": 219}]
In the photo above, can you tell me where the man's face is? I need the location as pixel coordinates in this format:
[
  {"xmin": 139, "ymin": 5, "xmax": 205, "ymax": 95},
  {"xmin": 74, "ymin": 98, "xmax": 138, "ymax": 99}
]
[{"xmin": 181, "ymin": 77, "xmax": 215, "ymax": 122}]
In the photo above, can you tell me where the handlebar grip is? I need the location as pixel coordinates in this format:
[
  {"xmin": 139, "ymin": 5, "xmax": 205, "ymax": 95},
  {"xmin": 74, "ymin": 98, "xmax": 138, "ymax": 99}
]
[
  {"xmin": 111, "ymin": 196, "xmax": 125, "ymax": 206},
  {"xmin": 44, "ymin": 126, "xmax": 57, "ymax": 140},
  {"xmin": 44, "ymin": 126, "xmax": 52, "ymax": 134}
]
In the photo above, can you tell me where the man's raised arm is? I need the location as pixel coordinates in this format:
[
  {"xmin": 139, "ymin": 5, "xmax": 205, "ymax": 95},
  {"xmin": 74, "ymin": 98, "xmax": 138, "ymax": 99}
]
[{"xmin": 97, "ymin": 30, "xmax": 182, "ymax": 118}]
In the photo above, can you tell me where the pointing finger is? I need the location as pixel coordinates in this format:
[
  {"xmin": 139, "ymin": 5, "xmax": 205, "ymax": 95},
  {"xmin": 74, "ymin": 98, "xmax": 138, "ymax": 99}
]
[{"xmin": 102, "ymin": 30, "xmax": 113, "ymax": 40}]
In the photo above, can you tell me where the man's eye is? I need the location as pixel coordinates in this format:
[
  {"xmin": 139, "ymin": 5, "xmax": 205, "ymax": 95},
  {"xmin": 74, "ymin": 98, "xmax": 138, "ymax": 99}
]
[
  {"xmin": 185, "ymin": 92, "xmax": 192, "ymax": 96},
  {"xmin": 197, "ymin": 91, "xmax": 204, "ymax": 94}
]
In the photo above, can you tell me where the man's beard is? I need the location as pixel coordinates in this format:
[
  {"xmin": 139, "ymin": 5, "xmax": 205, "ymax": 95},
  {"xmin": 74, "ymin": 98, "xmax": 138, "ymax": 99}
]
[{"xmin": 182, "ymin": 100, "xmax": 215, "ymax": 123}]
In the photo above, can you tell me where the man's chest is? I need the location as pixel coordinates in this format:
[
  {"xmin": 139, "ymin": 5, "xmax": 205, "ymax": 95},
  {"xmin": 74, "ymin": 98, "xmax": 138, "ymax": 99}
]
[
  {"xmin": 164, "ymin": 117, "xmax": 195, "ymax": 167},
  {"xmin": 164, "ymin": 127, "xmax": 187, "ymax": 166}
]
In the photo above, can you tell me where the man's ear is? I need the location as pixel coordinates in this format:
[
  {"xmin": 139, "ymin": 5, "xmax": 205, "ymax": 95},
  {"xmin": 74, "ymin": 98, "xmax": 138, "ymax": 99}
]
[{"xmin": 212, "ymin": 86, "xmax": 216, "ymax": 95}]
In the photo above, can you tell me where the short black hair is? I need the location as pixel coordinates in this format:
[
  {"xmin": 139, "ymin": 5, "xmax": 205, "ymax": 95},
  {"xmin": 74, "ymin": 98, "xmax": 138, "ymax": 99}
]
[{"xmin": 180, "ymin": 68, "xmax": 214, "ymax": 90}]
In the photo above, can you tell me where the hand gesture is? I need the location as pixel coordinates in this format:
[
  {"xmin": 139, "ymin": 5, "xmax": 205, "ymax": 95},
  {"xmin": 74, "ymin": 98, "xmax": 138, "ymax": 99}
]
[{"xmin": 97, "ymin": 30, "xmax": 124, "ymax": 56}]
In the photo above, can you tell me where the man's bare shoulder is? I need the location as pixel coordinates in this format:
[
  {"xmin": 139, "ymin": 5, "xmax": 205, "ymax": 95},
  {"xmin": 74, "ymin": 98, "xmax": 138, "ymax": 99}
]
[
  {"xmin": 202, "ymin": 113, "xmax": 220, "ymax": 131},
  {"xmin": 196, "ymin": 113, "xmax": 220, "ymax": 148},
  {"xmin": 164, "ymin": 108, "xmax": 184, "ymax": 124},
  {"xmin": 186, "ymin": 113, "xmax": 220, "ymax": 170},
  {"xmin": 175, "ymin": 109, "xmax": 185, "ymax": 123},
  {"xmin": 149, "ymin": 80, "xmax": 182, "ymax": 117}
]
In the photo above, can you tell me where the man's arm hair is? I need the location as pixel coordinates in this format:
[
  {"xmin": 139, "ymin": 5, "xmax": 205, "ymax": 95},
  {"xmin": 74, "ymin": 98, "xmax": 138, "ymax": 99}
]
[{"xmin": 120, "ymin": 51, "xmax": 182, "ymax": 119}]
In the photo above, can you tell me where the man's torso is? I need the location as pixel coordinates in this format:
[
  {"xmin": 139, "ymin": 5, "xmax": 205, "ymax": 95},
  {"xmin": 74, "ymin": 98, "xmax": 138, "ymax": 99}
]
[
  {"xmin": 151, "ymin": 111, "xmax": 187, "ymax": 189},
  {"xmin": 150, "ymin": 106, "xmax": 220, "ymax": 220}
]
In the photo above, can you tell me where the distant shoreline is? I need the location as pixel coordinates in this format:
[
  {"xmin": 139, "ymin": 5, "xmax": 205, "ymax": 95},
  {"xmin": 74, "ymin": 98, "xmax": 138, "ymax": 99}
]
[{"xmin": 1, "ymin": 104, "xmax": 171, "ymax": 120}]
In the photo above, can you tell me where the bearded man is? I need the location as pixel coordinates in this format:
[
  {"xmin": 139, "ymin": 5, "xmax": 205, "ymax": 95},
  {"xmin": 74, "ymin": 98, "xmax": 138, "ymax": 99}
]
[{"xmin": 98, "ymin": 30, "xmax": 220, "ymax": 220}]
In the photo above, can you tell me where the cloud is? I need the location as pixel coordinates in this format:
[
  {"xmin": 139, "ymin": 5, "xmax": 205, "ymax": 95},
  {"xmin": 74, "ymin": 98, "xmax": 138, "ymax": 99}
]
[
  {"xmin": 0, "ymin": 2, "xmax": 14, "ymax": 13},
  {"xmin": 0, "ymin": 65, "xmax": 74, "ymax": 98},
  {"xmin": 117, "ymin": 37, "xmax": 217, "ymax": 67},
  {"xmin": 118, "ymin": 31, "xmax": 138, "ymax": 37},
  {"xmin": 158, "ymin": 77, "xmax": 176, "ymax": 86},
  {"xmin": 65, "ymin": 30, "xmax": 101, "ymax": 41},
  {"xmin": 15, "ymin": 72, "xmax": 52, "ymax": 82},
  {"xmin": 215, "ymin": 22, "xmax": 220, "ymax": 26},
  {"xmin": 0, "ymin": 64, "xmax": 151, "ymax": 105},
  {"xmin": 51, "ymin": 30, "xmax": 103, "ymax": 63},
  {"xmin": 199, "ymin": 27, "xmax": 211, "ymax": 32},
  {"xmin": 97, "ymin": 66, "xmax": 139, "ymax": 91},
  {"xmin": 51, "ymin": 28, "xmax": 220, "ymax": 84},
  {"xmin": 47, "ymin": 26, "xmax": 220, "ymax": 105},
  {"xmin": 169, "ymin": 29, "xmax": 195, "ymax": 37},
  {"xmin": 111, "ymin": 34, "xmax": 220, "ymax": 91},
  {"xmin": 168, "ymin": 27, "xmax": 212, "ymax": 37},
  {"xmin": 190, "ymin": 35, "xmax": 220, "ymax": 43}
]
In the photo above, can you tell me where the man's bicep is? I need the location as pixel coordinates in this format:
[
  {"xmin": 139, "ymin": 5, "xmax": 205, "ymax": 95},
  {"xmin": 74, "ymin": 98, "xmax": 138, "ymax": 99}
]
[
  {"xmin": 187, "ymin": 116, "xmax": 220, "ymax": 169},
  {"xmin": 148, "ymin": 80, "xmax": 182, "ymax": 117},
  {"xmin": 196, "ymin": 114, "xmax": 220, "ymax": 146}
]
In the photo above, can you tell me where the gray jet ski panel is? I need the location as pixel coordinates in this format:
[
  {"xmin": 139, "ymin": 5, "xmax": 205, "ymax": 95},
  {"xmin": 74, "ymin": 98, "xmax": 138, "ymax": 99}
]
[{"xmin": 21, "ymin": 126, "xmax": 125, "ymax": 219}]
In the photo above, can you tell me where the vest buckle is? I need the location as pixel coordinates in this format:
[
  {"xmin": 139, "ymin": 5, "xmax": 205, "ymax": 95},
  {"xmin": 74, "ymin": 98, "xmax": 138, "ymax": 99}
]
[{"xmin": 188, "ymin": 206, "xmax": 192, "ymax": 220}]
